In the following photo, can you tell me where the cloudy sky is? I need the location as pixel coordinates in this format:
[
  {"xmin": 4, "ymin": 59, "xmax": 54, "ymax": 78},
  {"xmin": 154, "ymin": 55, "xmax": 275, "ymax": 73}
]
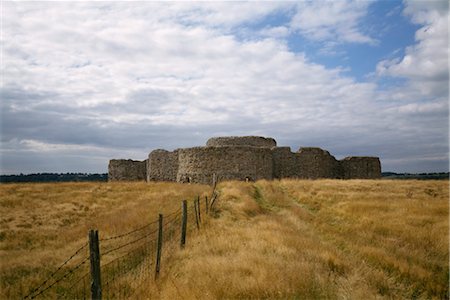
[{"xmin": 1, "ymin": 0, "xmax": 449, "ymax": 174}]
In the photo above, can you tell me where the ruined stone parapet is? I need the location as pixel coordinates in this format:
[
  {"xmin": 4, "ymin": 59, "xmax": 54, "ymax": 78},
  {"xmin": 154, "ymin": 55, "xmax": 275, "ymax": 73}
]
[
  {"xmin": 177, "ymin": 146, "xmax": 273, "ymax": 184},
  {"xmin": 272, "ymin": 147, "xmax": 297, "ymax": 178},
  {"xmin": 340, "ymin": 157, "xmax": 381, "ymax": 179},
  {"xmin": 109, "ymin": 136, "xmax": 382, "ymax": 183},
  {"xmin": 206, "ymin": 136, "xmax": 276, "ymax": 148},
  {"xmin": 295, "ymin": 147, "xmax": 340, "ymax": 179},
  {"xmin": 147, "ymin": 149, "xmax": 178, "ymax": 182},
  {"xmin": 108, "ymin": 159, "xmax": 146, "ymax": 181}
]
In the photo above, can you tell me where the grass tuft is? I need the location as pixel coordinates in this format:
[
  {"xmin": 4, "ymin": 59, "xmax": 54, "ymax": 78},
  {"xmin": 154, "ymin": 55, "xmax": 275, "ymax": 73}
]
[{"xmin": 1, "ymin": 179, "xmax": 448, "ymax": 299}]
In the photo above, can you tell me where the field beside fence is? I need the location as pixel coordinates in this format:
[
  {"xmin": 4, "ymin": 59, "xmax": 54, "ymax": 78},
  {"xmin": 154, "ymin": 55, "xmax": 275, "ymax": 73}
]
[
  {"xmin": 1, "ymin": 179, "xmax": 448, "ymax": 299},
  {"xmin": 0, "ymin": 181, "xmax": 210, "ymax": 299},
  {"xmin": 155, "ymin": 179, "xmax": 448, "ymax": 299}
]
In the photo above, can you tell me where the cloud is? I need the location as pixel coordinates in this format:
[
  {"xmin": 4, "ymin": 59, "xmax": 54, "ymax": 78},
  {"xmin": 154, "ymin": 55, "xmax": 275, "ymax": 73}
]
[
  {"xmin": 3, "ymin": 2, "xmax": 377, "ymax": 128},
  {"xmin": 372, "ymin": 1, "xmax": 449, "ymax": 174},
  {"xmin": 16, "ymin": 139, "xmax": 109, "ymax": 153},
  {"xmin": 0, "ymin": 138, "xmax": 146, "ymax": 174},
  {"xmin": 290, "ymin": 0, "xmax": 377, "ymax": 45},
  {"xmin": 168, "ymin": 2, "xmax": 289, "ymax": 29},
  {"xmin": 1, "ymin": 1, "xmax": 448, "ymax": 174},
  {"xmin": 376, "ymin": 1, "xmax": 449, "ymax": 98},
  {"xmin": 402, "ymin": 0, "xmax": 449, "ymax": 24},
  {"xmin": 259, "ymin": 26, "xmax": 290, "ymax": 39}
]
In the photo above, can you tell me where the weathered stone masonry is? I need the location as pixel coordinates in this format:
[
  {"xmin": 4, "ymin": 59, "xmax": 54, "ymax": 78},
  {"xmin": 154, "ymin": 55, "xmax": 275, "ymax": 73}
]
[
  {"xmin": 108, "ymin": 136, "xmax": 381, "ymax": 183},
  {"xmin": 108, "ymin": 159, "xmax": 147, "ymax": 181}
]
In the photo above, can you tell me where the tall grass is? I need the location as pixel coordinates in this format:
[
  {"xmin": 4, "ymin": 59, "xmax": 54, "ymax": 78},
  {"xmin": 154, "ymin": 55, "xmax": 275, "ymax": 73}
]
[
  {"xmin": 0, "ymin": 181, "xmax": 210, "ymax": 299},
  {"xmin": 1, "ymin": 180, "xmax": 448, "ymax": 299},
  {"xmin": 151, "ymin": 179, "xmax": 449, "ymax": 299}
]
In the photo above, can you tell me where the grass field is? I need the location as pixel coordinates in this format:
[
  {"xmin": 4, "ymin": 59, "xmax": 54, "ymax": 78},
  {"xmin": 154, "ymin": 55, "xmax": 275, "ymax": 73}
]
[
  {"xmin": 0, "ymin": 181, "xmax": 210, "ymax": 299},
  {"xmin": 1, "ymin": 179, "xmax": 448, "ymax": 299}
]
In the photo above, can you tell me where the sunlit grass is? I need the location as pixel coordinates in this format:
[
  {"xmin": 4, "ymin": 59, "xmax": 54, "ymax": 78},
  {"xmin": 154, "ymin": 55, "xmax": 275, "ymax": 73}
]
[
  {"xmin": 151, "ymin": 179, "xmax": 449, "ymax": 299},
  {"xmin": 0, "ymin": 181, "xmax": 210, "ymax": 299},
  {"xmin": 1, "ymin": 179, "xmax": 448, "ymax": 299}
]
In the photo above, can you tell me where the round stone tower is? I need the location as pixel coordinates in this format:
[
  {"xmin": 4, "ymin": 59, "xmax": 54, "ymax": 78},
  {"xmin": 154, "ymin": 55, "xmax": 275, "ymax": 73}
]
[
  {"xmin": 206, "ymin": 136, "xmax": 276, "ymax": 148},
  {"xmin": 177, "ymin": 136, "xmax": 275, "ymax": 184}
]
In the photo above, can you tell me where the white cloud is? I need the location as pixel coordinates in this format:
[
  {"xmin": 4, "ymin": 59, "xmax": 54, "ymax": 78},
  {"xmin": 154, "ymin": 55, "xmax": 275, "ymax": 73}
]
[
  {"xmin": 18, "ymin": 139, "xmax": 107, "ymax": 153},
  {"xmin": 1, "ymin": 1, "xmax": 448, "ymax": 174},
  {"xmin": 167, "ymin": 2, "xmax": 289, "ymax": 29},
  {"xmin": 3, "ymin": 2, "xmax": 379, "ymax": 129},
  {"xmin": 290, "ymin": 0, "xmax": 376, "ymax": 45},
  {"xmin": 402, "ymin": 0, "xmax": 448, "ymax": 24},
  {"xmin": 0, "ymin": 138, "xmax": 146, "ymax": 174},
  {"xmin": 391, "ymin": 101, "xmax": 448, "ymax": 114},
  {"xmin": 259, "ymin": 26, "xmax": 290, "ymax": 39},
  {"xmin": 376, "ymin": 1, "xmax": 449, "ymax": 98}
]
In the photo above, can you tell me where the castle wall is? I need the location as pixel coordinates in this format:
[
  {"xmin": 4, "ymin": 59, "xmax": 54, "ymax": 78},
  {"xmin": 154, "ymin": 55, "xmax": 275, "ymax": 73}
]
[
  {"xmin": 340, "ymin": 157, "xmax": 381, "ymax": 179},
  {"xmin": 109, "ymin": 136, "xmax": 382, "ymax": 183},
  {"xmin": 147, "ymin": 149, "xmax": 178, "ymax": 182},
  {"xmin": 177, "ymin": 146, "xmax": 273, "ymax": 184},
  {"xmin": 206, "ymin": 136, "xmax": 276, "ymax": 148},
  {"xmin": 272, "ymin": 147, "xmax": 298, "ymax": 178},
  {"xmin": 108, "ymin": 159, "xmax": 147, "ymax": 181},
  {"xmin": 295, "ymin": 147, "xmax": 340, "ymax": 179}
]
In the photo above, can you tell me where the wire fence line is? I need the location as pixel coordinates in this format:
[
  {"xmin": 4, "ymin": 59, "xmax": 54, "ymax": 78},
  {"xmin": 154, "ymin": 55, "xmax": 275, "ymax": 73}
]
[{"xmin": 23, "ymin": 185, "xmax": 219, "ymax": 300}]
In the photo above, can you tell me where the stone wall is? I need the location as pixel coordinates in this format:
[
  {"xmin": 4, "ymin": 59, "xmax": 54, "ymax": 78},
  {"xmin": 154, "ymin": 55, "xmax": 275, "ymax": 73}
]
[
  {"xmin": 108, "ymin": 159, "xmax": 147, "ymax": 181},
  {"xmin": 109, "ymin": 136, "xmax": 382, "ymax": 183},
  {"xmin": 340, "ymin": 157, "xmax": 381, "ymax": 179},
  {"xmin": 272, "ymin": 147, "xmax": 298, "ymax": 178},
  {"xmin": 177, "ymin": 146, "xmax": 273, "ymax": 184},
  {"xmin": 206, "ymin": 136, "xmax": 276, "ymax": 148},
  {"xmin": 295, "ymin": 147, "xmax": 340, "ymax": 179},
  {"xmin": 147, "ymin": 149, "xmax": 178, "ymax": 182}
]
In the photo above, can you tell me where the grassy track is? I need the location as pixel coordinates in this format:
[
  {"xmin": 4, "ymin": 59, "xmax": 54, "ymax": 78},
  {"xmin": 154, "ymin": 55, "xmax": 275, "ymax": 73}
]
[
  {"xmin": 152, "ymin": 179, "xmax": 448, "ymax": 299},
  {"xmin": 1, "ymin": 180, "xmax": 448, "ymax": 299}
]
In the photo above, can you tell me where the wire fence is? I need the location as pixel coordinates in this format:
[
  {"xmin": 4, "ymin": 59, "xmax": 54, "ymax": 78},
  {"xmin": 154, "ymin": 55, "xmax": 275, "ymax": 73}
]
[{"xmin": 23, "ymin": 184, "xmax": 219, "ymax": 300}]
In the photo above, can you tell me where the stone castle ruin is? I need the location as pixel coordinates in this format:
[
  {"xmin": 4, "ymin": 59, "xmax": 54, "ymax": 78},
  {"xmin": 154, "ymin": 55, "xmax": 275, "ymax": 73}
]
[{"xmin": 108, "ymin": 136, "xmax": 381, "ymax": 184}]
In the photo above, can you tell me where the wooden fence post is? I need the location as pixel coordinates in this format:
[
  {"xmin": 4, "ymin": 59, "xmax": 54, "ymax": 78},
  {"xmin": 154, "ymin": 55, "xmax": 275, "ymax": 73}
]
[
  {"xmin": 194, "ymin": 199, "xmax": 200, "ymax": 230},
  {"xmin": 205, "ymin": 196, "xmax": 209, "ymax": 215},
  {"xmin": 89, "ymin": 230, "xmax": 102, "ymax": 300},
  {"xmin": 155, "ymin": 214, "xmax": 163, "ymax": 280},
  {"xmin": 197, "ymin": 196, "xmax": 201, "ymax": 224},
  {"xmin": 180, "ymin": 200, "xmax": 187, "ymax": 248}
]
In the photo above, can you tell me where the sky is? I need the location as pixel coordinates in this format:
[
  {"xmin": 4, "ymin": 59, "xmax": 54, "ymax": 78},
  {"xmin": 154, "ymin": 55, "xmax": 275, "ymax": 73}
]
[{"xmin": 1, "ymin": 0, "xmax": 449, "ymax": 174}]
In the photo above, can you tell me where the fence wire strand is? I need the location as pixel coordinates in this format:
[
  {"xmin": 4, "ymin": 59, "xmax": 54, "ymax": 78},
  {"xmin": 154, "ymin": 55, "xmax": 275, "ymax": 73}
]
[
  {"xmin": 65, "ymin": 271, "xmax": 89, "ymax": 296},
  {"xmin": 100, "ymin": 219, "xmax": 159, "ymax": 242},
  {"xmin": 30, "ymin": 256, "xmax": 90, "ymax": 299},
  {"xmin": 102, "ymin": 228, "xmax": 159, "ymax": 257},
  {"xmin": 102, "ymin": 240, "xmax": 156, "ymax": 299},
  {"xmin": 23, "ymin": 242, "xmax": 88, "ymax": 299},
  {"xmin": 24, "ymin": 186, "xmax": 218, "ymax": 300},
  {"xmin": 164, "ymin": 211, "xmax": 182, "ymax": 227}
]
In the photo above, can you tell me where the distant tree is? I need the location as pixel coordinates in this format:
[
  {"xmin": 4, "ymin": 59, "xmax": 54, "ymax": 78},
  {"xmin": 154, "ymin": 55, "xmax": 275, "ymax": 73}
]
[{"xmin": 0, "ymin": 173, "xmax": 108, "ymax": 183}]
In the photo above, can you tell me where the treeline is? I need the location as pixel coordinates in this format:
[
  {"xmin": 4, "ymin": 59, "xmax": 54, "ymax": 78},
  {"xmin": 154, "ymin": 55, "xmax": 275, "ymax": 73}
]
[
  {"xmin": 0, "ymin": 173, "xmax": 108, "ymax": 183},
  {"xmin": 1, "ymin": 172, "xmax": 448, "ymax": 183},
  {"xmin": 382, "ymin": 172, "xmax": 449, "ymax": 180}
]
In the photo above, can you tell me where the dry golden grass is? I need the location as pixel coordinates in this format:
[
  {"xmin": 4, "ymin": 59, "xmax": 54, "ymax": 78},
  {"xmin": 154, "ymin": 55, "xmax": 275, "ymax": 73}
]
[
  {"xmin": 1, "ymin": 179, "xmax": 448, "ymax": 299},
  {"xmin": 150, "ymin": 179, "xmax": 449, "ymax": 299},
  {"xmin": 0, "ymin": 181, "xmax": 210, "ymax": 299}
]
